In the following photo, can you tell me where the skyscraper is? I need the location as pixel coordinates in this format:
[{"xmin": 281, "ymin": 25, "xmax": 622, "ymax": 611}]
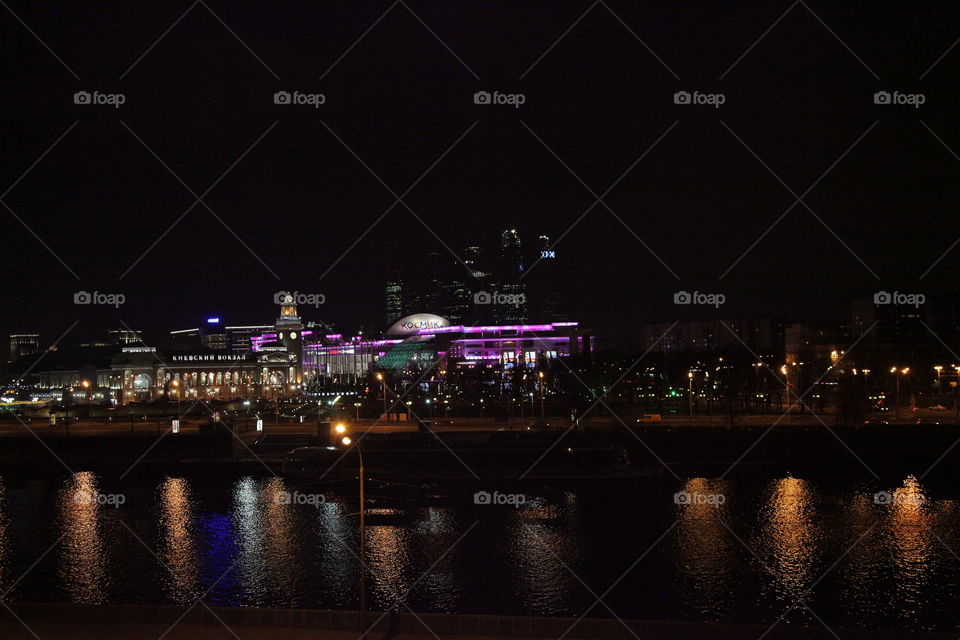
[
  {"xmin": 385, "ymin": 271, "xmax": 404, "ymax": 325},
  {"xmin": 500, "ymin": 229, "xmax": 524, "ymax": 274}
]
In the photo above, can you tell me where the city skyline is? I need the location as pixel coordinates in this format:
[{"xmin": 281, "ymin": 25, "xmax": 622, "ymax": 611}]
[{"xmin": 4, "ymin": 3, "xmax": 960, "ymax": 349}]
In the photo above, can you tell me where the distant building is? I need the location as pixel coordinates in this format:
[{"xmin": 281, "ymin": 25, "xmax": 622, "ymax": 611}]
[
  {"xmin": 108, "ymin": 329, "xmax": 142, "ymax": 346},
  {"xmin": 614, "ymin": 318, "xmax": 784, "ymax": 359},
  {"xmin": 9, "ymin": 333, "xmax": 40, "ymax": 364},
  {"xmin": 385, "ymin": 271, "xmax": 404, "ymax": 325},
  {"xmin": 500, "ymin": 229, "xmax": 524, "ymax": 274}
]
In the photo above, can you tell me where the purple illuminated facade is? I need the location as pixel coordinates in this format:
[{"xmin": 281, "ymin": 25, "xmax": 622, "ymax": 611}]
[{"xmin": 301, "ymin": 318, "xmax": 592, "ymax": 383}]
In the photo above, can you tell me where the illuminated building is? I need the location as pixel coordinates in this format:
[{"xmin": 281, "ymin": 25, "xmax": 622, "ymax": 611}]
[
  {"xmin": 303, "ymin": 313, "xmax": 591, "ymax": 383},
  {"xmin": 8, "ymin": 333, "xmax": 39, "ymax": 364}
]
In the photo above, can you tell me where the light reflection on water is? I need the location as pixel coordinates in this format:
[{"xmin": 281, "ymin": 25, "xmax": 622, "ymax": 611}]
[
  {"xmin": 58, "ymin": 471, "xmax": 108, "ymax": 603},
  {"xmin": 754, "ymin": 476, "xmax": 821, "ymax": 619},
  {"xmin": 673, "ymin": 478, "xmax": 735, "ymax": 621},
  {"xmin": 158, "ymin": 477, "xmax": 198, "ymax": 603},
  {"xmin": 1, "ymin": 471, "xmax": 954, "ymax": 632}
]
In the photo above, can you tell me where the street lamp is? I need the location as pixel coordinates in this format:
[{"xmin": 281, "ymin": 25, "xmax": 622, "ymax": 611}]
[
  {"xmin": 890, "ymin": 367, "xmax": 909, "ymax": 419},
  {"xmin": 538, "ymin": 371, "xmax": 545, "ymax": 418},
  {"xmin": 341, "ymin": 434, "xmax": 365, "ymax": 610},
  {"xmin": 934, "ymin": 365, "xmax": 944, "ymax": 403},
  {"xmin": 687, "ymin": 371, "xmax": 694, "ymax": 418},
  {"xmin": 375, "ymin": 372, "xmax": 387, "ymax": 418}
]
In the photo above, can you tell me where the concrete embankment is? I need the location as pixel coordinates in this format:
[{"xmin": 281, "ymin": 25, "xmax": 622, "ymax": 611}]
[{"xmin": 0, "ymin": 603, "xmax": 952, "ymax": 639}]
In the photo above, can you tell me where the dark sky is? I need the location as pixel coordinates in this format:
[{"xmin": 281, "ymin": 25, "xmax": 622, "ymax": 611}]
[{"xmin": 2, "ymin": 1, "xmax": 960, "ymax": 352}]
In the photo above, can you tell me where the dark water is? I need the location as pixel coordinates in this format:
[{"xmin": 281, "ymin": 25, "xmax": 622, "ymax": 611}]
[{"xmin": 0, "ymin": 470, "xmax": 958, "ymax": 633}]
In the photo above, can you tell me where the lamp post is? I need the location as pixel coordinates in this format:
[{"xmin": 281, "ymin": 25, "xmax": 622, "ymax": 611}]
[
  {"xmin": 170, "ymin": 378, "xmax": 180, "ymax": 412},
  {"xmin": 890, "ymin": 367, "xmax": 909, "ymax": 420},
  {"xmin": 375, "ymin": 373, "xmax": 387, "ymax": 418},
  {"xmin": 538, "ymin": 371, "xmax": 545, "ymax": 418},
  {"xmin": 934, "ymin": 365, "xmax": 944, "ymax": 404},
  {"xmin": 342, "ymin": 435, "xmax": 365, "ymax": 611},
  {"xmin": 687, "ymin": 371, "xmax": 694, "ymax": 418},
  {"xmin": 954, "ymin": 365, "xmax": 960, "ymax": 424}
]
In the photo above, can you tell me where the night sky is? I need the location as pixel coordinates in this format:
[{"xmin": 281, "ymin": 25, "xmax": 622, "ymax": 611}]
[{"xmin": 2, "ymin": 1, "xmax": 960, "ymax": 352}]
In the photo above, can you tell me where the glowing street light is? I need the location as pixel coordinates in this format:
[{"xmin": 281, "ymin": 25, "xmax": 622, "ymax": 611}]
[
  {"xmin": 375, "ymin": 372, "xmax": 387, "ymax": 417},
  {"xmin": 890, "ymin": 367, "xmax": 910, "ymax": 419}
]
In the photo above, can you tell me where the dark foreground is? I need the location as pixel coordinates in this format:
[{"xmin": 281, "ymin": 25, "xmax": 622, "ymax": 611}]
[{"xmin": 0, "ymin": 603, "xmax": 952, "ymax": 640}]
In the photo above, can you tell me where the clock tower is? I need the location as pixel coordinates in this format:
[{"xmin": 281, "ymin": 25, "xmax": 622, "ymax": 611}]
[{"xmin": 275, "ymin": 293, "xmax": 304, "ymax": 384}]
